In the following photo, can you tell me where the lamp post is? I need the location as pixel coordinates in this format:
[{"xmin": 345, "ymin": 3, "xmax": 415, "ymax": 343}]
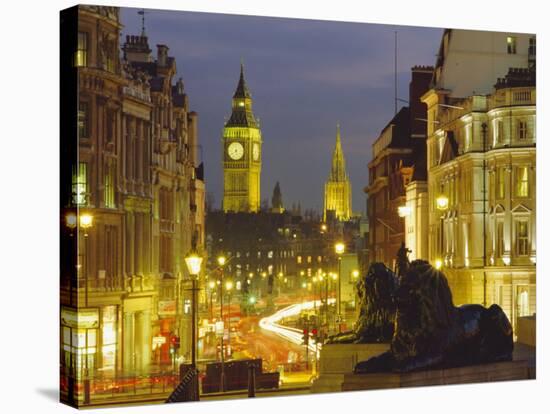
[
  {"xmin": 225, "ymin": 280, "xmax": 234, "ymax": 361},
  {"xmin": 208, "ymin": 281, "xmax": 216, "ymax": 320},
  {"xmin": 79, "ymin": 213, "xmax": 94, "ymax": 308},
  {"xmin": 334, "ymin": 242, "xmax": 345, "ymax": 333},
  {"xmin": 216, "ymin": 255, "xmax": 227, "ymax": 392},
  {"xmin": 184, "ymin": 249, "xmax": 203, "ymax": 369},
  {"xmin": 64, "ymin": 211, "xmax": 78, "ymax": 406}
]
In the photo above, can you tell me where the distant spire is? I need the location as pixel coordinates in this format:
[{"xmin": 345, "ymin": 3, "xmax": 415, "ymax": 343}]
[
  {"xmin": 272, "ymin": 181, "xmax": 283, "ymax": 211},
  {"xmin": 330, "ymin": 122, "xmax": 347, "ymax": 181},
  {"xmin": 138, "ymin": 9, "xmax": 147, "ymax": 37}
]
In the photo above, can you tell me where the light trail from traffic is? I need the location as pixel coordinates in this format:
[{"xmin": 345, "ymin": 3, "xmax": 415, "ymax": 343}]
[{"xmin": 259, "ymin": 298, "xmax": 336, "ymax": 353}]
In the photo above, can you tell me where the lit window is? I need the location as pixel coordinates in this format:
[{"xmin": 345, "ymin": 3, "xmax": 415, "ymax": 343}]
[
  {"xmin": 516, "ymin": 221, "xmax": 529, "ymax": 256},
  {"xmin": 78, "ymin": 101, "xmax": 89, "ymax": 138},
  {"xmin": 297, "ymin": 256, "xmax": 302, "ymax": 264},
  {"xmin": 494, "ymin": 119, "xmax": 503, "ymax": 144},
  {"xmin": 75, "ymin": 32, "xmax": 88, "ymax": 67},
  {"xmin": 72, "ymin": 162, "xmax": 88, "ymax": 206},
  {"xmin": 496, "ymin": 221, "xmax": 504, "ymax": 258},
  {"xmin": 104, "ymin": 165, "xmax": 115, "ymax": 208},
  {"xmin": 507, "ymin": 36, "xmax": 517, "ymax": 54},
  {"xmin": 496, "ymin": 167, "xmax": 505, "ymax": 199},
  {"xmin": 307, "ymin": 256, "xmax": 312, "ymax": 263},
  {"xmin": 515, "ymin": 166, "xmax": 529, "ymax": 197},
  {"xmin": 517, "ymin": 120, "xmax": 528, "ymax": 140}
]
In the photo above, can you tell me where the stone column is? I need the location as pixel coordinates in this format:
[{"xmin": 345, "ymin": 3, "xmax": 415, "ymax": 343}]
[
  {"xmin": 133, "ymin": 309, "xmax": 152, "ymax": 374},
  {"xmin": 122, "ymin": 311, "xmax": 135, "ymax": 374}
]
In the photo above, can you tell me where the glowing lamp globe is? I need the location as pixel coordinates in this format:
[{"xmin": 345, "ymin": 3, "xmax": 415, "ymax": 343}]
[
  {"xmin": 185, "ymin": 252, "xmax": 203, "ymax": 275},
  {"xmin": 79, "ymin": 213, "xmax": 94, "ymax": 229},
  {"xmin": 436, "ymin": 195, "xmax": 449, "ymax": 211}
]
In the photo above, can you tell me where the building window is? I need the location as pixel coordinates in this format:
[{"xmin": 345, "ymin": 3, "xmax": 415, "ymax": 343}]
[
  {"xmin": 104, "ymin": 165, "xmax": 115, "ymax": 208},
  {"xmin": 495, "ymin": 221, "xmax": 505, "ymax": 258},
  {"xmin": 75, "ymin": 32, "xmax": 88, "ymax": 67},
  {"xmin": 78, "ymin": 101, "xmax": 89, "ymax": 138},
  {"xmin": 517, "ymin": 286, "xmax": 530, "ymax": 317},
  {"xmin": 515, "ymin": 166, "xmax": 529, "ymax": 197},
  {"xmin": 507, "ymin": 36, "xmax": 517, "ymax": 54},
  {"xmin": 516, "ymin": 221, "xmax": 529, "ymax": 256},
  {"xmin": 72, "ymin": 162, "xmax": 88, "ymax": 206},
  {"xmin": 528, "ymin": 37, "xmax": 536, "ymax": 57},
  {"xmin": 496, "ymin": 167, "xmax": 506, "ymax": 199},
  {"xmin": 494, "ymin": 119, "xmax": 504, "ymax": 145},
  {"xmin": 517, "ymin": 120, "xmax": 528, "ymax": 141},
  {"xmin": 297, "ymin": 256, "xmax": 302, "ymax": 264}
]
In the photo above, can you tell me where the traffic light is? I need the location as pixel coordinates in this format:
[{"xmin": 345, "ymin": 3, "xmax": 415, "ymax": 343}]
[
  {"xmin": 170, "ymin": 335, "xmax": 180, "ymax": 353},
  {"xmin": 311, "ymin": 328, "xmax": 318, "ymax": 343},
  {"xmin": 302, "ymin": 328, "xmax": 309, "ymax": 346}
]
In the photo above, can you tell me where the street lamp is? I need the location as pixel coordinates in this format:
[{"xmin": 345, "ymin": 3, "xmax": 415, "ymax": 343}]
[
  {"xmin": 65, "ymin": 212, "xmax": 77, "ymax": 230},
  {"xmin": 352, "ymin": 269, "xmax": 359, "ymax": 279},
  {"xmin": 334, "ymin": 242, "xmax": 345, "ymax": 333},
  {"xmin": 184, "ymin": 249, "xmax": 203, "ymax": 368},
  {"xmin": 436, "ymin": 195, "xmax": 449, "ymax": 211}
]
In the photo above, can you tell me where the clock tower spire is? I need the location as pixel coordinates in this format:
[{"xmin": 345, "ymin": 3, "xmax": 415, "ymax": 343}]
[{"xmin": 222, "ymin": 63, "xmax": 263, "ymax": 212}]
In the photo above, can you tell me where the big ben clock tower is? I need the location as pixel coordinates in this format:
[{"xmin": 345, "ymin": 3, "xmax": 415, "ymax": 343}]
[{"xmin": 222, "ymin": 64, "xmax": 262, "ymax": 212}]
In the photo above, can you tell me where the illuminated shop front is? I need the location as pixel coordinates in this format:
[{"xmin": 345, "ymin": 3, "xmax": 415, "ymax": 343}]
[
  {"xmin": 61, "ymin": 305, "xmax": 119, "ymax": 379},
  {"xmin": 61, "ymin": 307, "xmax": 99, "ymax": 379}
]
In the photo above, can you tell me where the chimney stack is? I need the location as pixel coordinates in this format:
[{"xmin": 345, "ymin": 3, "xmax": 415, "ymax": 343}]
[{"xmin": 157, "ymin": 44, "xmax": 169, "ymax": 67}]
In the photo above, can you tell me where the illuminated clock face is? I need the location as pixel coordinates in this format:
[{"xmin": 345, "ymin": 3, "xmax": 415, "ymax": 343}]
[
  {"xmin": 252, "ymin": 143, "xmax": 260, "ymax": 161},
  {"xmin": 227, "ymin": 142, "xmax": 244, "ymax": 160}
]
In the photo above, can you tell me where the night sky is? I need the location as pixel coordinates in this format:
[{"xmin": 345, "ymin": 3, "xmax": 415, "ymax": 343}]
[{"xmin": 120, "ymin": 7, "xmax": 443, "ymax": 215}]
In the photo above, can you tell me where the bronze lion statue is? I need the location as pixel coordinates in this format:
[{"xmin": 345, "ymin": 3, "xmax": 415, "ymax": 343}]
[
  {"xmin": 327, "ymin": 262, "xmax": 397, "ymax": 344},
  {"xmin": 354, "ymin": 260, "xmax": 514, "ymax": 373}
]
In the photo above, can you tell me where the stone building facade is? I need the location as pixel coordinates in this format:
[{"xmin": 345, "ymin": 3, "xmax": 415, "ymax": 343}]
[
  {"xmin": 422, "ymin": 29, "xmax": 536, "ymax": 328},
  {"xmin": 366, "ymin": 67, "xmax": 433, "ymax": 269},
  {"xmin": 61, "ymin": 5, "xmax": 205, "ymax": 386}
]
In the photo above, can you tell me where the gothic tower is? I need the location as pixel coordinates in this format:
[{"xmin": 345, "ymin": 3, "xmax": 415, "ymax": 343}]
[
  {"xmin": 324, "ymin": 123, "xmax": 352, "ymax": 221},
  {"xmin": 222, "ymin": 64, "xmax": 262, "ymax": 212},
  {"xmin": 271, "ymin": 181, "xmax": 284, "ymax": 213}
]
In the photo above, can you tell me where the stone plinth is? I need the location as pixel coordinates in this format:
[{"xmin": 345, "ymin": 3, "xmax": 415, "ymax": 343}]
[
  {"xmin": 310, "ymin": 343, "xmax": 390, "ymax": 393},
  {"xmin": 341, "ymin": 360, "xmax": 531, "ymax": 392}
]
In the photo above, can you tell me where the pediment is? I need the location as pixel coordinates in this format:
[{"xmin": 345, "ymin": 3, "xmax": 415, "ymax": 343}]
[
  {"xmin": 511, "ymin": 203, "xmax": 531, "ymax": 214},
  {"xmin": 490, "ymin": 204, "xmax": 505, "ymax": 214}
]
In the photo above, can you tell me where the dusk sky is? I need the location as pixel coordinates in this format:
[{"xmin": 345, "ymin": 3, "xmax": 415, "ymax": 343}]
[{"xmin": 121, "ymin": 7, "xmax": 443, "ymax": 215}]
